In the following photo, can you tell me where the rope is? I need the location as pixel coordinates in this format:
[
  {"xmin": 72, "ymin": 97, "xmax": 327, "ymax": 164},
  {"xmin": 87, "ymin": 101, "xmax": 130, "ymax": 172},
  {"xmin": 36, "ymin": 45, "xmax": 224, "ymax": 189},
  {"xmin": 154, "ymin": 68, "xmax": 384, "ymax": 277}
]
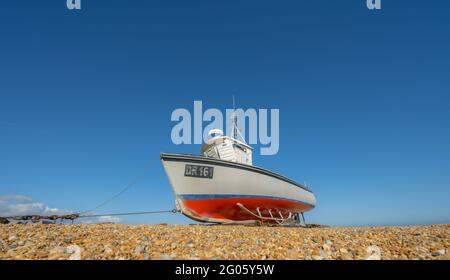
[
  {"xmin": 78, "ymin": 209, "xmax": 178, "ymax": 219},
  {"xmin": 0, "ymin": 161, "xmax": 177, "ymax": 223},
  {"xmin": 78, "ymin": 161, "xmax": 154, "ymax": 215},
  {"xmin": 1, "ymin": 209, "xmax": 178, "ymax": 222},
  {"xmin": 2, "ymin": 122, "xmax": 157, "ymax": 216}
]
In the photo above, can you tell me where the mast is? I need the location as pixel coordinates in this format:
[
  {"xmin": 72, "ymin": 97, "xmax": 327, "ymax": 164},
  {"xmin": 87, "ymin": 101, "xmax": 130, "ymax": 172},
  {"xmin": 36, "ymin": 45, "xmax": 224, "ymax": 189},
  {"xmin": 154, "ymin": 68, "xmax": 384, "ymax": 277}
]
[
  {"xmin": 229, "ymin": 96, "xmax": 249, "ymax": 146},
  {"xmin": 231, "ymin": 95, "xmax": 237, "ymax": 140}
]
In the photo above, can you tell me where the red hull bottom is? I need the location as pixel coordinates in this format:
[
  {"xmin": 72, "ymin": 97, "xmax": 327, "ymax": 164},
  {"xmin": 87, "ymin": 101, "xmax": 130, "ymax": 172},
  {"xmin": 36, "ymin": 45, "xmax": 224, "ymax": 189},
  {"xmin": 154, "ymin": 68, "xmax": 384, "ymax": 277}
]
[{"xmin": 181, "ymin": 197, "xmax": 313, "ymax": 222}]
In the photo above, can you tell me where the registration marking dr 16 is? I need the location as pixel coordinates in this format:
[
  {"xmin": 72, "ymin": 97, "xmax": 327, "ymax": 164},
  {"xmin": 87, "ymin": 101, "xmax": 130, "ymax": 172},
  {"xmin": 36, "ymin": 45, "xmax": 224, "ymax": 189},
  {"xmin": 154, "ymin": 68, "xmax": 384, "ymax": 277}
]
[{"xmin": 184, "ymin": 164, "xmax": 214, "ymax": 179}]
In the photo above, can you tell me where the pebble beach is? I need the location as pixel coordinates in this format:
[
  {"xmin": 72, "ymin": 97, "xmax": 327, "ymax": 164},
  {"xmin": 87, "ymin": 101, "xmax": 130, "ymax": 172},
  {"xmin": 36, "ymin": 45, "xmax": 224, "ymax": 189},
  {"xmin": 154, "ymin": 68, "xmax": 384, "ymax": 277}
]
[{"xmin": 1, "ymin": 224, "xmax": 449, "ymax": 260}]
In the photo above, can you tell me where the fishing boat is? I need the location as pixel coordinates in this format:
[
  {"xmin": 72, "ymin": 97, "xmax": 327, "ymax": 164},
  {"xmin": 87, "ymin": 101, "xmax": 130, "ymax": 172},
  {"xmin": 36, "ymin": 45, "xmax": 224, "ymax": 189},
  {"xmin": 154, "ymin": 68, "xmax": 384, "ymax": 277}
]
[{"xmin": 161, "ymin": 109, "xmax": 316, "ymax": 225}]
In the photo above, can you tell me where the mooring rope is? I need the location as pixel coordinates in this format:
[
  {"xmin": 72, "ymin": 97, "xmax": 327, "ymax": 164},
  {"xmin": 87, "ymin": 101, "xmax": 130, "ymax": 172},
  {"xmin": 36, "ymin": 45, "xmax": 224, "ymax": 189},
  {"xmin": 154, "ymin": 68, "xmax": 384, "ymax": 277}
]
[
  {"xmin": 78, "ymin": 209, "xmax": 178, "ymax": 219},
  {"xmin": 0, "ymin": 124, "xmax": 178, "ymax": 224},
  {"xmin": 0, "ymin": 162, "xmax": 179, "ymax": 223},
  {"xmin": 0, "ymin": 209, "xmax": 179, "ymax": 223},
  {"xmin": 77, "ymin": 161, "xmax": 155, "ymax": 216},
  {"xmin": 0, "ymin": 158, "xmax": 180, "ymax": 224}
]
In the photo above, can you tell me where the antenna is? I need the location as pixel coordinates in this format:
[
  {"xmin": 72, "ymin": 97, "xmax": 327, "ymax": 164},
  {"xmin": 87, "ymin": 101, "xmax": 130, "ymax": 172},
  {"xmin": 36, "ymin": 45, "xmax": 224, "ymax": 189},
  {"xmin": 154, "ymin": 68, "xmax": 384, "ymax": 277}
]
[
  {"xmin": 232, "ymin": 95, "xmax": 236, "ymax": 111},
  {"xmin": 231, "ymin": 95, "xmax": 237, "ymax": 139},
  {"xmin": 229, "ymin": 95, "xmax": 247, "ymax": 144}
]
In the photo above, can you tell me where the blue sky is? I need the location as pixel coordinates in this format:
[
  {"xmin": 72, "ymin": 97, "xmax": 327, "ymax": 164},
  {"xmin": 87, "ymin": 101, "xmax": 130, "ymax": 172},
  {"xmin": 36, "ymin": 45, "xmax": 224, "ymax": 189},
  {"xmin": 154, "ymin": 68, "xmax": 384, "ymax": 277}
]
[{"xmin": 0, "ymin": 0, "xmax": 449, "ymax": 226}]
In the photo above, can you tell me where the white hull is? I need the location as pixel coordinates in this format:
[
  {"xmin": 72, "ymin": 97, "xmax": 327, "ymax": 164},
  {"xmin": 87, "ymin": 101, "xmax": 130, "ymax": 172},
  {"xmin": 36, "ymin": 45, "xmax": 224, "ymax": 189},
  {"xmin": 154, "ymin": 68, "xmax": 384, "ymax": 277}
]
[{"xmin": 161, "ymin": 154, "xmax": 316, "ymax": 223}]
